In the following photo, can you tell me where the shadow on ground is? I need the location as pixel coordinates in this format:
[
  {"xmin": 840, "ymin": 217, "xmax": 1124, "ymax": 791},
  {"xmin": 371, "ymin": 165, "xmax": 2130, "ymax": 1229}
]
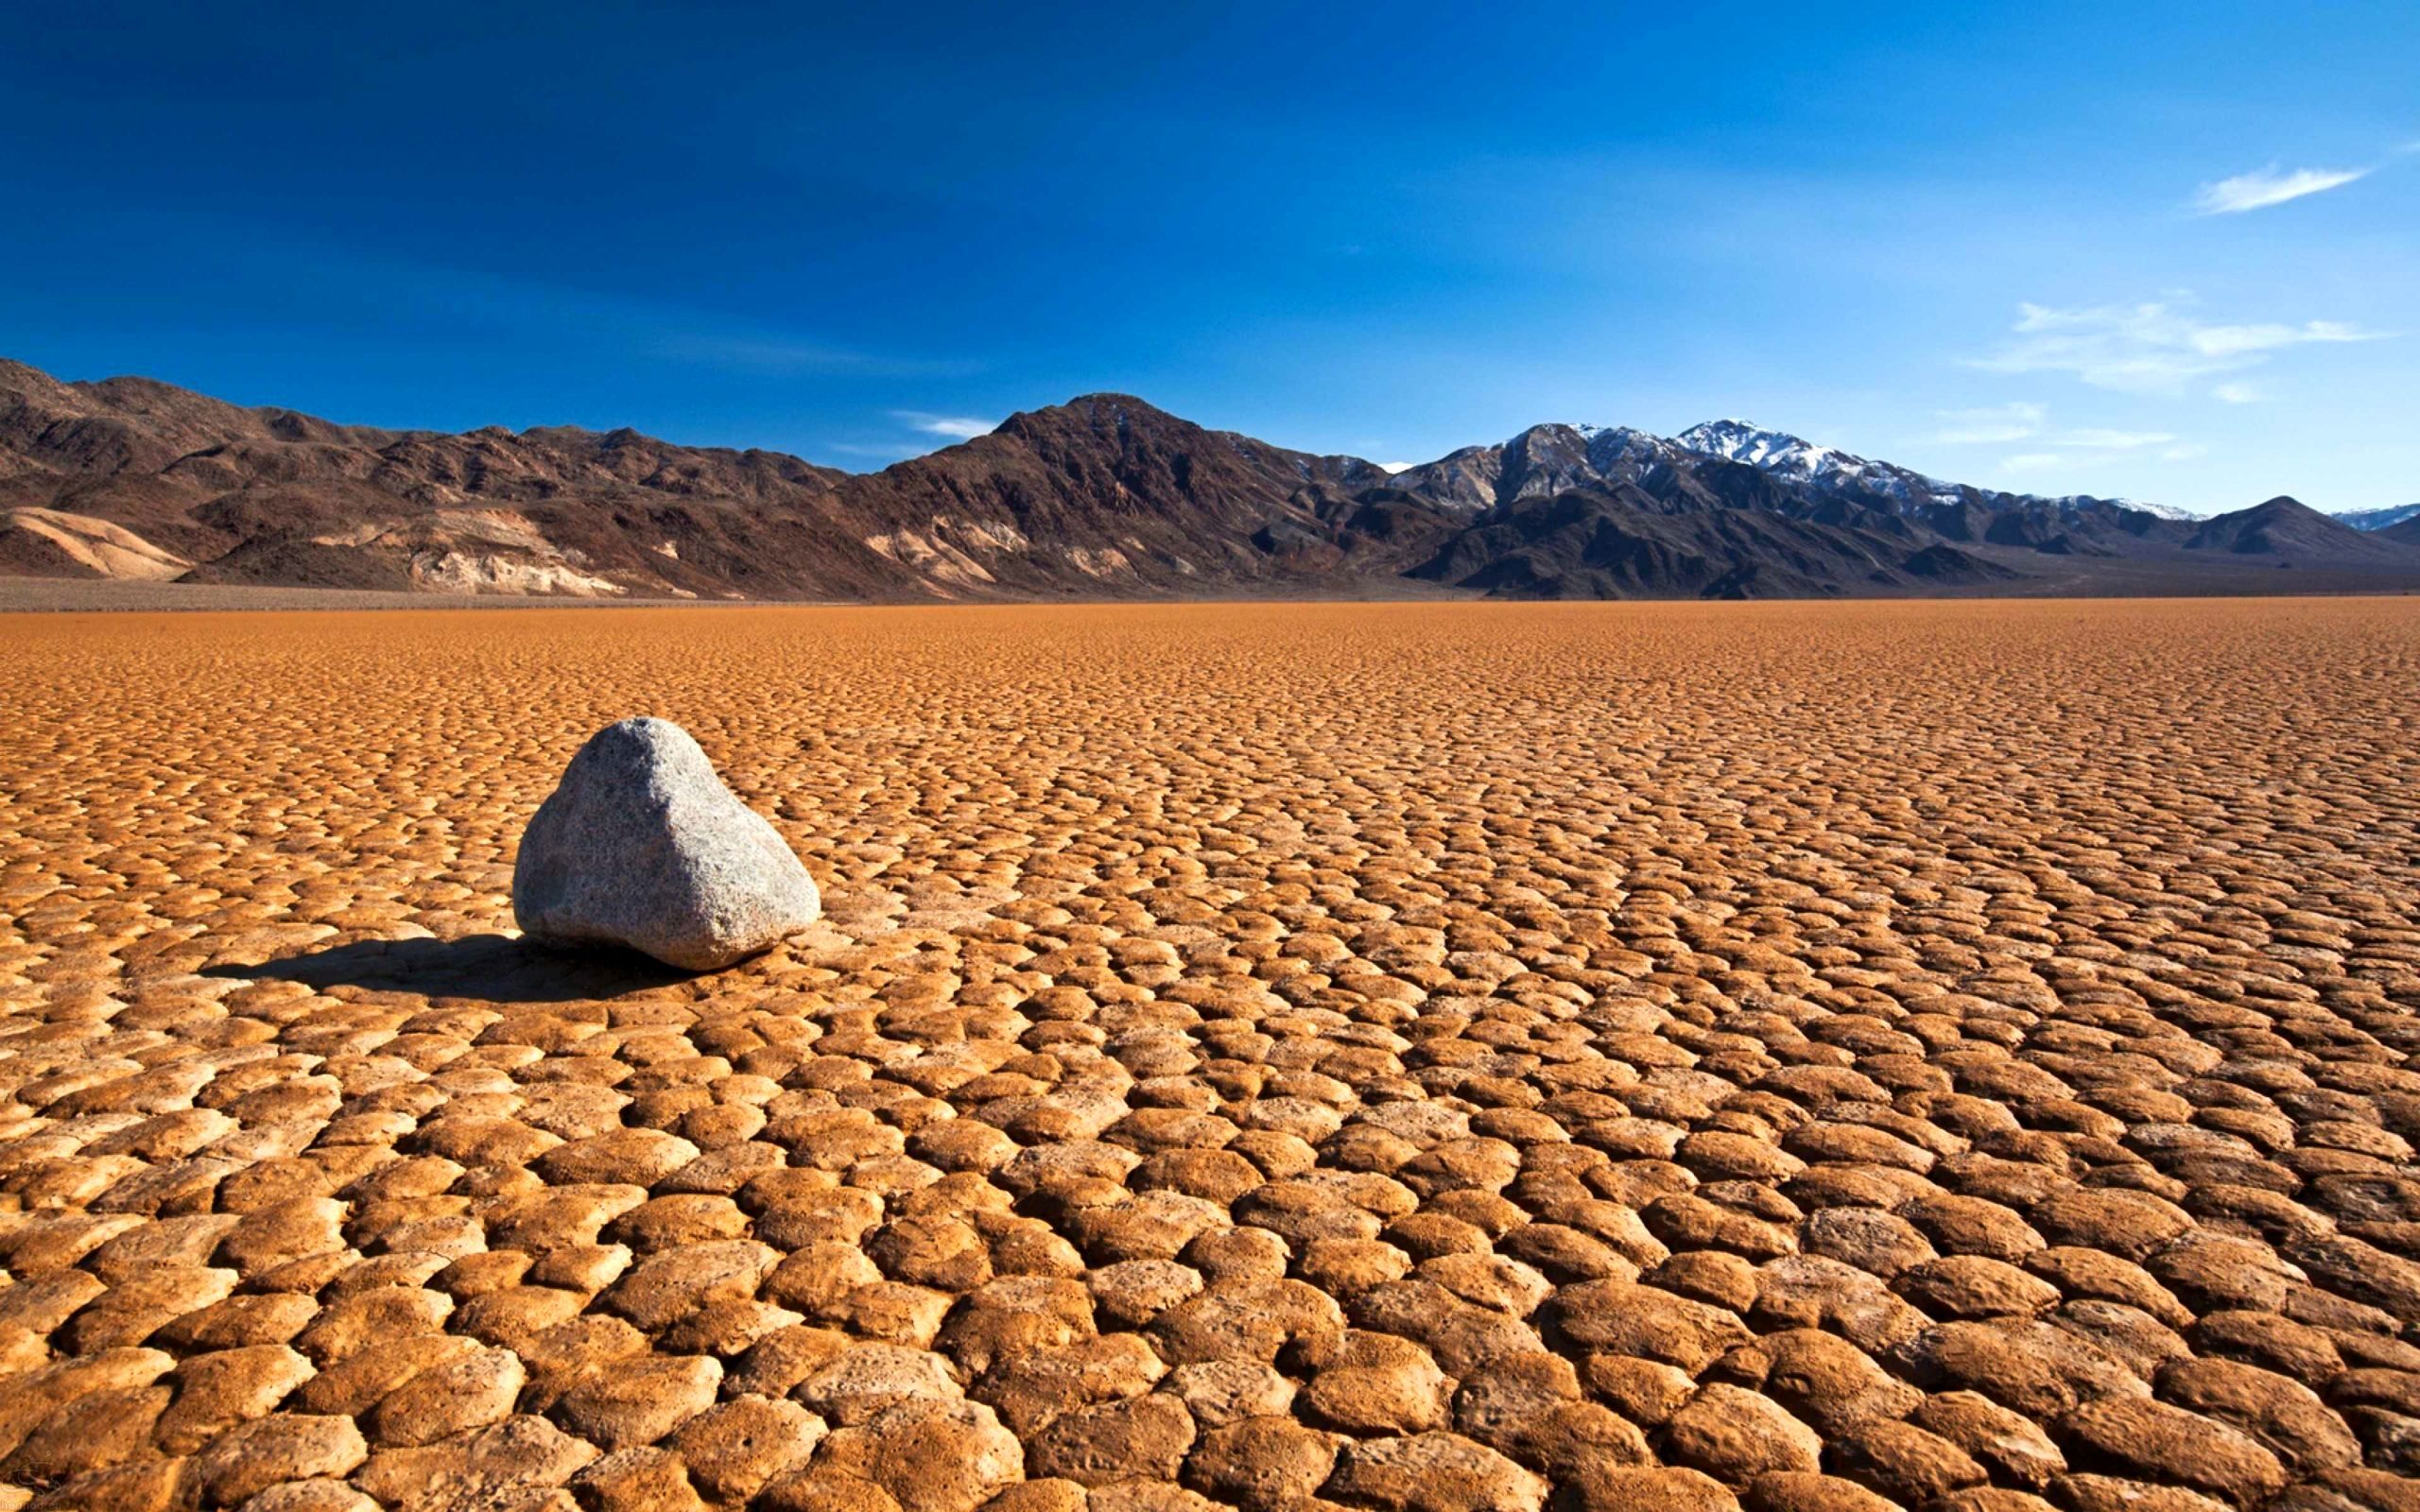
[{"xmin": 202, "ymin": 933, "xmax": 698, "ymax": 1004}]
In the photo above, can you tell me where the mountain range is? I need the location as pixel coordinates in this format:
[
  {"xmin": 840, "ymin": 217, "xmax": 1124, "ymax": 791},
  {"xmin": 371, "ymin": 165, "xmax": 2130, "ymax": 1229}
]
[
  {"xmin": 2331, "ymin": 503, "xmax": 2420, "ymax": 533},
  {"xmin": 5, "ymin": 357, "xmax": 2417, "ymax": 602}
]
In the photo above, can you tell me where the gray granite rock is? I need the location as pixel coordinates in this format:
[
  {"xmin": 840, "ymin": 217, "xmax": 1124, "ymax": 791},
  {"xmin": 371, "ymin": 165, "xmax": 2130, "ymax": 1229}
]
[{"xmin": 512, "ymin": 717, "xmax": 821, "ymax": 970}]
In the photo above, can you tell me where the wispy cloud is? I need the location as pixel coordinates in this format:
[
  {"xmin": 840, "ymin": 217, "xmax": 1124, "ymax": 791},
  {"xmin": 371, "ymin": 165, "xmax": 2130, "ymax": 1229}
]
[
  {"xmin": 1933, "ymin": 402, "xmax": 2044, "ymax": 444},
  {"xmin": 654, "ymin": 333, "xmax": 880, "ymax": 373},
  {"xmin": 2193, "ymin": 164, "xmax": 2369, "ymax": 215},
  {"xmin": 1973, "ymin": 299, "xmax": 2387, "ymax": 392},
  {"xmin": 2058, "ymin": 428, "xmax": 2175, "ymax": 450},
  {"xmin": 128, "ymin": 214, "xmax": 986, "ymax": 386},
  {"xmin": 1940, "ymin": 408, "xmax": 2191, "ymax": 456},
  {"xmin": 891, "ymin": 410, "xmax": 996, "ymax": 439},
  {"xmin": 2212, "ymin": 382, "xmax": 2262, "ymax": 404},
  {"xmin": 2160, "ymin": 443, "xmax": 2208, "ymax": 461}
]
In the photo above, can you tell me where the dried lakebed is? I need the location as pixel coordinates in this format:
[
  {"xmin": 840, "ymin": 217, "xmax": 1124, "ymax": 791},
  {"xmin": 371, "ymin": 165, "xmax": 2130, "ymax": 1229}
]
[{"xmin": 2, "ymin": 598, "xmax": 2418, "ymax": 1512}]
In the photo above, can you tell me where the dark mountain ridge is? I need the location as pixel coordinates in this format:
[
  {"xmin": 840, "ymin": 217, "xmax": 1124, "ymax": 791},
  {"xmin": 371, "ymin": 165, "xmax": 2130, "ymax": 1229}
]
[
  {"xmin": 2187, "ymin": 497, "xmax": 2415, "ymax": 559},
  {"xmin": 6, "ymin": 358, "xmax": 2417, "ymax": 602}
]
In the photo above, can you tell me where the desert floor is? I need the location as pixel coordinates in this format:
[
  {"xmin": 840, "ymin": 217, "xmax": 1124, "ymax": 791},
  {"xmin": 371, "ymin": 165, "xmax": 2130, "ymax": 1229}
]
[{"xmin": 4, "ymin": 599, "xmax": 2419, "ymax": 1512}]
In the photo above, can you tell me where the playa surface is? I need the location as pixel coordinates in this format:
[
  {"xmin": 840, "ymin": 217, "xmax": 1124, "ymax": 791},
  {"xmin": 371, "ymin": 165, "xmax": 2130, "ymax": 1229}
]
[{"xmin": 3, "ymin": 599, "xmax": 2418, "ymax": 1512}]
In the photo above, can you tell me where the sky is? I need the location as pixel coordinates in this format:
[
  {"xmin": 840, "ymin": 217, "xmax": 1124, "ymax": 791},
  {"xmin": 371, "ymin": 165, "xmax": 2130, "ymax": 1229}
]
[{"xmin": 2, "ymin": 2, "xmax": 2413, "ymax": 515}]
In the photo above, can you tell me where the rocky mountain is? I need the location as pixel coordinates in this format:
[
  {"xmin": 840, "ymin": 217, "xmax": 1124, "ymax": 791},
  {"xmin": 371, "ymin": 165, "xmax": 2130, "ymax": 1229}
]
[
  {"xmin": 1405, "ymin": 486, "xmax": 2014, "ymax": 600},
  {"xmin": 2334, "ymin": 503, "xmax": 2420, "ymax": 532},
  {"xmin": 1380, "ymin": 416, "xmax": 2202, "ymax": 565},
  {"xmin": 0, "ymin": 357, "xmax": 898, "ymax": 599},
  {"xmin": 2379, "ymin": 515, "xmax": 2420, "ymax": 548},
  {"xmin": 817, "ymin": 395, "xmax": 1423, "ymax": 596},
  {"xmin": 1670, "ymin": 419, "xmax": 2223, "ymax": 540},
  {"xmin": 1673, "ymin": 418, "xmax": 2191, "ymax": 520},
  {"xmin": 1385, "ymin": 424, "xmax": 1696, "ymax": 512},
  {"xmin": 7, "ymin": 357, "xmax": 2419, "ymax": 602},
  {"xmin": 0, "ymin": 362, "xmax": 1454, "ymax": 600},
  {"xmin": 2184, "ymin": 497, "xmax": 2414, "ymax": 559}
]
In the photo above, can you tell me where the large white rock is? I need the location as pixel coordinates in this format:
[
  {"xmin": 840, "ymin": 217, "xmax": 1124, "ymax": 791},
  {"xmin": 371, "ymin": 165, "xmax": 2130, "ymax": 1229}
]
[{"xmin": 512, "ymin": 717, "xmax": 821, "ymax": 970}]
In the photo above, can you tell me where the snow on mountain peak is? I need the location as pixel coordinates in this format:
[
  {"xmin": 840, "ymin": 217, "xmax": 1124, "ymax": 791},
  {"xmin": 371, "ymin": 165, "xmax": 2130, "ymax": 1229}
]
[
  {"xmin": 1675, "ymin": 420, "xmax": 1862, "ymax": 481},
  {"xmin": 2333, "ymin": 503, "xmax": 2420, "ymax": 531},
  {"xmin": 1392, "ymin": 414, "xmax": 2199, "ymax": 524},
  {"xmin": 2120, "ymin": 499, "xmax": 2204, "ymax": 522}
]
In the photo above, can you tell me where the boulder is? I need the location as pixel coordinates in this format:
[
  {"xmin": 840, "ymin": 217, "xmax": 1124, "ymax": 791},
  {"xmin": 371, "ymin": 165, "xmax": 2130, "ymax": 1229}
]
[{"xmin": 512, "ymin": 717, "xmax": 821, "ymax": 969}]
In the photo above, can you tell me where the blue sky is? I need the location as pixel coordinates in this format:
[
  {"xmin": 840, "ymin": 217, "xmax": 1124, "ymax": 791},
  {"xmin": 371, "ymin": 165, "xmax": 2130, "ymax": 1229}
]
[{"xmin": 4, "ymin": 2, "xmax": 2413, "ymax": 514}]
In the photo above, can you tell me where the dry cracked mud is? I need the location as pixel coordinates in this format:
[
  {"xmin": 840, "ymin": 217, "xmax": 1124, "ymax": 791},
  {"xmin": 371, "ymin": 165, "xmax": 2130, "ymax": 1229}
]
[{"xmin": 3, "ymin": 598, "xmax": 2419, "ymax": 1512}]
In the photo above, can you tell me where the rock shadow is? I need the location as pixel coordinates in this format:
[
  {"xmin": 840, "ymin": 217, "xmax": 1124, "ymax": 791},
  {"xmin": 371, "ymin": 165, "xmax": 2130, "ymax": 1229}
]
[{"xmin": 202, "ymin": 932, "xmax": 698, "ymax": 1004}]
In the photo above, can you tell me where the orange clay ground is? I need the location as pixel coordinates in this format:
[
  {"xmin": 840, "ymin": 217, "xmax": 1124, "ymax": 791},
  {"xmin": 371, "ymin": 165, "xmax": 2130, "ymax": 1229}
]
[{"xmin": 3, "ymin": 599, "xmax": 2419, "ymax": 1512}]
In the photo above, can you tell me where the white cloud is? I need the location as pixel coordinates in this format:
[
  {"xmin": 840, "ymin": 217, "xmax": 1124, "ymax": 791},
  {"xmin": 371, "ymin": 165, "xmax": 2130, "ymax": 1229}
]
[
  {"xmin": 2212, "ymin": 382, "xmax": 2262, "ymax": 404},
  {"xmin": 1932, "ymin": 402, "xmax": 2044, "ymax": 444},
  {"xmin": 890, "ymin": 410, "xmax": 997, "ymax": 439},
  {"xmin": 1973, "ymin": 299, "xmax": 2387, "ymax": 392},
  {"xmin": 1377, "ymin": 461, "xmax": 1415, "ymax": 473},
  {"xmin": 2160, "ymin": 444, "xmax": 2208, "ymax": 461},
  {"xmin": 2000, "ymin": 453, "xmax": 2065, "ymax": 474},
  {"xmin": 2058, "ymin": 428, "xmax": 2176, "ymax": 450},
  {"xmin": 2193, "ymin": 165, "xmax": 2369, "ymax": 215}
]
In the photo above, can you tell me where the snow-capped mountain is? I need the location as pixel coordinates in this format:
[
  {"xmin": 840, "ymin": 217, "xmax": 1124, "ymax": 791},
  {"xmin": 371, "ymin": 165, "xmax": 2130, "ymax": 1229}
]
[
  {"xmin": 2114, "ymin": 499, "xmax": 2204, "ymax": 523},
  {"xmin": 1675, "ymin": 419, "xmax": 1864, "ymax": 482},
  {"xmin": 1390, "ymin": 417, "xmax": 2201, "ymax": 532},
  {"xmin": 1673, "ymin": 419, "xmax": 2201, "ymax": 522},
  {"xmin": 2333, "ymin": 503, "xmax": 2420, "ymax": 532}
]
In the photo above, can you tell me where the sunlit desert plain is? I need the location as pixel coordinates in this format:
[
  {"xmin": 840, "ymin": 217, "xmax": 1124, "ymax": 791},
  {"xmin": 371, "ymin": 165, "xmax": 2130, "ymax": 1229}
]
[{"xmin": 5, "ymin": 598, "xmax": 2420, "ymax": 1512}]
